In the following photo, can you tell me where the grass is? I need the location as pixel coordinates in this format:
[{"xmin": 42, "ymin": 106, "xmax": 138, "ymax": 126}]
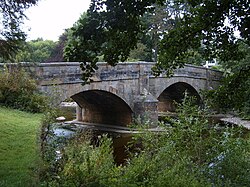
[{"xmin": 0, "ymin": 107, "xmax": 42, "ymax": 187}]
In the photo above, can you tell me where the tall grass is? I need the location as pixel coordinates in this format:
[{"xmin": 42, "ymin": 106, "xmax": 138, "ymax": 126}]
[{"xmin": 0, "ymin": 107, "xmax": 42, "ymax": 187}]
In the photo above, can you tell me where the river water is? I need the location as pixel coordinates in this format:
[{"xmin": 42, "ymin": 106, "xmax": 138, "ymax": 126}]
[{"xmin": 52, "ymin": 122, "xmax": 133, "ymax": 165}]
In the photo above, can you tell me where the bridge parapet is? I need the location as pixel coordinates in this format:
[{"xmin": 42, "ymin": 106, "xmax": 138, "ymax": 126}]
[
  {"xmin": 96, "ymin": 62, "xmax": 152, "ymax": 81},
  {"xmin": 94, "ymin": 62, "xmax": 223, "ymax": 83},
  {"xmin": 0, "ymin": 62, "xmax": 83, "ymax": 86},
  {"xmin": 0, "ymin": 62, "xmax": 222, "ymax": 85},
  {"xmin": 173, "ymin": 64, "xmax": 222, "ymax": 81}
]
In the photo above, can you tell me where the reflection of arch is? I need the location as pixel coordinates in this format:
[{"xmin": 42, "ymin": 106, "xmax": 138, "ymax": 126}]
[
  {"xmin": 71, "ymin": 90, "xmax": 133, "ymax": 126},
  {"xmin": 158, "ymin": 82, "xmax": 202, "ymax": 112}
]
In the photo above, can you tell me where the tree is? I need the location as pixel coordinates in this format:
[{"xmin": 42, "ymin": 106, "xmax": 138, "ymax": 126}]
[
  {"xmin": 15, "ymin": 38, "xmax": 57, "ymax": 62},
  {"xmin": 206, "ymin": 41, "xmax": 250, "ymax": 117},
  {"xmin": 64, "ymin": 0, "xmax": 249, "ymax": 83},
  {"xmin": 128, "ymin": 2, "xmax": 177, "ymax": 62},
  {"xmin": 0, "ymin": 0, "xmax": 38, "ymax": 61},
  {"xmin": 154, "ymin": 0, "xmax": 250, "ymax": 75},
  {"xmin": 128, "ymin": 42, "xmax": 151, "ymax": 61},
  {"xmin": 64, "ymin": 1, "xmax": 158, "ymax": 83},
  {"xmin": 141, "ymin": 2, "xmax": 178, "ymax": 62},
  {"xmin": 47, "ymin": 33, "xmax": 68, "ymax": 62}
]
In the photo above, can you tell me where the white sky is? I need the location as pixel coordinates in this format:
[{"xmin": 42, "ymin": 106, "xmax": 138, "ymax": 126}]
[{"xmin": 23, "ymin": 0, "xmax": 91, "ymax": 41}]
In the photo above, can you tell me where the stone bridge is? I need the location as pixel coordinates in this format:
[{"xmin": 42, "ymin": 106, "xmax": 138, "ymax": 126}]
[{"xmin": 1, "ymin": 62, "xmax": 223, "ymax": 126}]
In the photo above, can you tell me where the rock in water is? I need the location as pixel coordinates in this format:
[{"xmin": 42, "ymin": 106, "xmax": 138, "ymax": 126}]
[{"xmin": 56, "ymin": 116, "xmax": 66, "ymax": 121}]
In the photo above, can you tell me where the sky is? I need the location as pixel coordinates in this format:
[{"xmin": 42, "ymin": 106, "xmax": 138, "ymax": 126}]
[{"xmin": 23, "ymin": 0, "xmax": 91, "ymax": 41}]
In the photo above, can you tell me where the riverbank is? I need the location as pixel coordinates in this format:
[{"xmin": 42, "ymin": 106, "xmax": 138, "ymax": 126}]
[{"xmin": 0, "ymin": 107, "xmax": 42, "ymax": 187}]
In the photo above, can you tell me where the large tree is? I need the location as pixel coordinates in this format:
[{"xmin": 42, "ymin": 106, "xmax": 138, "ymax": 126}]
[
  {"xmin": 64, "ymin": 1, "xmax": 158, "ymax": 83},
  {"xmin": 64, "ymin": 0, "xmax": 249, "ymax": 83},
  {"xmin": 206, "ymin": 41, "xmax": 250, "ymax": 116},
  {"xmin": 0, "ymin": 0, "xmax": 38, "ymax": 61},
  {"xmin": 128, "ymin": 2, "xmax": 177, "ymax": 62}
]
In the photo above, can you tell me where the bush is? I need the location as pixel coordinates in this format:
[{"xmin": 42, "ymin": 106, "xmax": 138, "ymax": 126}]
[
  {"xmin": 205, "ymin": 66, "xmax": 250, "ymax": 118},
  {"xmin": 41, "ymin": 97, "xmax": 250, "ymax": 186},
  {"xmin": 0, "ymin": 65, "xmax": 47, "ymax": 113},
  {"xmin": 40, "ymin": 131, "xmax": 117, "ymax": 187}
]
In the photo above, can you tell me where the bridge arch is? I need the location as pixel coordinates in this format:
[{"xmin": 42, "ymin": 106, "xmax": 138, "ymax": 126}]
[
  {"xmin": 157, "ymin": 81, "xmax": 202, "ymax": 112},
  {"xmin": 71, "ymin": 90, "xmax": 133, "ymax": 126}
]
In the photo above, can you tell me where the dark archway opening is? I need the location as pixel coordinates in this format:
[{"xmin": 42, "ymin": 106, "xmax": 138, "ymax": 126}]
[
  {"xmin": 158, "ymin": 82, "xmax": 202, "ymax": 113},
  {"xmin": 71, "ymin": 90, "xmax": 133, "ymax": 127}
]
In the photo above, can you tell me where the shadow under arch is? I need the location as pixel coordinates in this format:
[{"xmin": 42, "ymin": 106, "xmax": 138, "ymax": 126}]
[
  {"xmin": 71, "ymin": 90, "xmax": 133, "ymax": 127},
  {"xmin": 158, "ymin": 82, "xmax": 202, "ymax": 112}
]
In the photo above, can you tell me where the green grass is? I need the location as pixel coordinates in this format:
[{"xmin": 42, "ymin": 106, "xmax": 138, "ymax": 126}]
[{"xmin": 0, "ymin": 107, "xmax": 42, "ymax": 187}]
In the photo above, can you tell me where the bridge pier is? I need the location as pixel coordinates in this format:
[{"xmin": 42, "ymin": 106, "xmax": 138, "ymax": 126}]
[
  {"xmin": 133, "ymin": 92, "xmax": 158, "ymax": 127},
  {"xmin": 76, "ymin": 105, "xmax": 83, "ymax": 121}
]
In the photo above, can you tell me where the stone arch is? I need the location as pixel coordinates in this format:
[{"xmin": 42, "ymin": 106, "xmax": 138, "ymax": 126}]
[
  {"xmin": 71, "ymin": 90, "xmax": 133, "ymax": 126},
  {"xmin": 157, "ymin": 81, "xmax": 202, "ymax": 112},
  {"xmin": 154, "ymin": 77, "xmax": 204, "ymax": 98}
]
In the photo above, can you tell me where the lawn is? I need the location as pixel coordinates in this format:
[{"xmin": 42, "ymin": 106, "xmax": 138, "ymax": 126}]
[{"xmin": 0, "ymin": 107, "xmax": 42, "ymax": 187}]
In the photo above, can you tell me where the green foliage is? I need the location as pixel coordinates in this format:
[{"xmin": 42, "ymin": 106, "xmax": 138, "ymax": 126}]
[
  {"xmin": 0, "ymin": 107, "xmax": 42, "ymax": 186},
  {"xmin": 59, "ymin": 134, "xmax": 115, "ymax": 186},
  {"xmin": 0, "ymin": 0, "xmax": 38, "ymax": 61},
  {"xmin": 153, "ymin": 0, "xmax": 249, "ymax": 75},
  {"xmin": 15, "ymin": 38, "xmax": 57, "ymax": 62},
  {"xmin": 0, "ymin": 65, "xmax": 48, "ymax": 113},
  {"xmin": 48, "ymin": 33, "xmax": 68, "ymax": 62},
  {"xmin": 205, "ymin": 42, "xmax": 250, "ymax": 118},
  {"xmin": 0, "ymin": 40, "xmax": 25, "ymax": 63},
  {"xmin": 206, "ymin": 68, "xmax": 250, "ymax": 117},
  {"xmin": 171, "ymin": 98, "xmax": 250, "ymax": 187},
  {"xmin": 41, "ymin": 131, "xmax": 117, "ymax": 187},
  {"xmin": 219, "ymin": 42, "xmax": 250, "ymax": 73},
  {"xmin": 64, "ymin": 1, "xmax": 157, "ymax": 83},
  {"xmin": 128, "ymin": 42, "xmax": 151, "ymax": 62},
  {"xmin": 41, "ymin": 97, "xmax": 250, "ymax": 186},
  {"xmin": 64, "ymin": 0, "xmax": 249, "ymax": 82},
  {"xmin": 208, "ymin": 132, "xmax": 250, "ymax": 186},
  {"xmin": 128, "ymin": 2, "xmax": 177, "ymax": 62}
]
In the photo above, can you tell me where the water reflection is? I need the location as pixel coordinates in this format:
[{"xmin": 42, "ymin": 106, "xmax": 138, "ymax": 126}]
[{"xmin": 50, "ymin": 122, "xmax": 133, "ymax": 165}]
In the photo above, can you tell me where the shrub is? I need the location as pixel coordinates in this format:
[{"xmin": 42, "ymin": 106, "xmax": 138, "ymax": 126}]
[
  {"xmin": 205, "ymin": 66, "xmax": 250, "ymax": 118},
  {"xmin": 41, "ymin": 131, "xmax": 117, "ymax": 187},
  {"xmin": 40, "ymin": 96, "xmax": 250, "ymax": 186},
  {"xmin": 0, "ymin": 65, "xmax": 47, "ymax": 112}
]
